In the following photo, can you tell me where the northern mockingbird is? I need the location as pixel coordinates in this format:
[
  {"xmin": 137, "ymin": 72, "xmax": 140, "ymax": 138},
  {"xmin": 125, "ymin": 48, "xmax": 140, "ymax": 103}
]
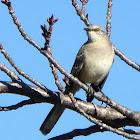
[{"xmin": 40, "ymin": 25, "xmax": 114, "ymax": 135}]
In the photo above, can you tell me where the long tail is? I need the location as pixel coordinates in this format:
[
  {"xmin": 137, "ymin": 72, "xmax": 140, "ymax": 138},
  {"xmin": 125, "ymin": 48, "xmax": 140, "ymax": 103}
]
[{"xmin": 40, "ymin": 105, "xmax": 65, "ymax": 135}]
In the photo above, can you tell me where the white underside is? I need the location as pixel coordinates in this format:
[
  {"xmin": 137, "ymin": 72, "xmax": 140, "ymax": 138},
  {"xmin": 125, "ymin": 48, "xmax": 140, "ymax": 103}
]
[{"xmin": 79, "ymin": 41, "xmax": 114, "ymax": 85}]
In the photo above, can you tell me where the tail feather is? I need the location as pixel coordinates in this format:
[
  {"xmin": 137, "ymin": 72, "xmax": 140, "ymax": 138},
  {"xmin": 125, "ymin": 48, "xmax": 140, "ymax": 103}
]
[{"xmin": 40, "ymin": 105, "xmax": 65, "ymax": 135}]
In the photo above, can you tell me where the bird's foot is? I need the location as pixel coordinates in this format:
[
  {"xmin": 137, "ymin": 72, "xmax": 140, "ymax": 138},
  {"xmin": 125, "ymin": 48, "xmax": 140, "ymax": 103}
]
[{"xmin": 86, "ymin": 86, "xmax": 95, "ymax": 102}]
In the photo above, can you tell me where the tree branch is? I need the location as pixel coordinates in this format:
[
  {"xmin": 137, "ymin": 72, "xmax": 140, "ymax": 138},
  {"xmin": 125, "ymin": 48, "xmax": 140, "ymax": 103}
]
[
  {"xmin": 0, "ymin": 81, "xmax": 139, "ymax": 128},
  {"xmin": 71, "ymin": 0, "xmax": 91, "ymax": 26},
  {"xmin": 50, "ymin": 126, "xmax": 140, "ymax": 140},
  {"xmin": 0, "ymin": 81, "xmax": 140, "ymax": 139},
  {"xmin": 49, "ymin": 125, "xmax": 106, "ymax": 140},
  {"xmin": 0, "ymin": 43, "xmax": 58, "ymax": 99},
  {"xmin": 106, "ymin": 0, "xmax": 112, "ymax": 37},
  {"xmin": 114, "ymin": 46, "xmax": 140, "ymax": 71},
  {"xmin": 41, "ymin": 16, "xmax": 64, "ymax": 92},
  {"xmin": 0, "ymin": 62, "xmax": 21, "ymax": 82},
  {"xmin": 68, "ymin": 93, "xmax": 140, "ymax": 140},
  {"xmin": 0, "ymin": 99, "xmax": 36, "ymax": 111},
  {"xmin": 119, "ymin": 128, "xmax": 140, "ymax": 135}
]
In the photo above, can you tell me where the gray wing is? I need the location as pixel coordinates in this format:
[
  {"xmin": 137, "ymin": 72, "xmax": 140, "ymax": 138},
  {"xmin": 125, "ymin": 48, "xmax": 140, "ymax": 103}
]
[
  {"xmin": 65, "ymin": 43, "xmax": 87, "ymax": 93},
  {"xmin": 70, "ymin": 46, "xmax": 86, "ymax": 77},
  {"xmin": 69, "ymin": 46, "xmax": 86, "ymax": 87}
]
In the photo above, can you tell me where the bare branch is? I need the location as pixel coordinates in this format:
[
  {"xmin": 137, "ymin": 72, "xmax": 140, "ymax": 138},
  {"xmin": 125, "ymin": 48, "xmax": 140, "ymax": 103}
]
[
  {"xmin": 94, "ymin": 90, "xmax": 140, "ymax": 125},
  {"xmin": 1, "ymin": 0, "xmax": 41, "ymax": 51},
  {"xmin": 106, "ymin": 0, "xmax": 112, "ymax": 37},
  {"xmin": 41, "ymin": 14, "xmax": 58, "ymax": 50},
  {"xmin": 0, "ymin": 43, "xmax": 45, "ymax": 89},
  {"xmin": 0, "ymin": 62, "xmax": 21, "ymax": 82},
  {"xmin": 68, "ymin": 93, "xmax": 140, "ymax": 140},
  {"xmin": 0, "ymin": 99, "xmax": 36, "ymax": 111},
  {"xmin": 0, "ymin": 43, "xmax": 57, "ymax": 98},
  {"xmin": 50, "ymin": 126, "xmax": 140, "ymax": 140},
  {"xmin": 41, "ymin": 16, "xmax": 64, "ymax": 92},
  {"xmin": 49, "ymin": 125, "xmax": 106, "ymax": 140},
  {"xmin": 0, "ymin": 82, "xmax": 139, "ymax": 127},
  {"xmin": 0, "ymin": 81, "xmax": 50, "ymax": 101},
  {"xmin": 71, "ymin": 0, "xmax": 91, "ymax": 26},
  {"xmin": 80, "ymin": 0, "xmax": 88, "ymax": 14},
  {"xmin": 1, "ymin": 81, "xmax": 140, "ymax": 140},
  {"xmin": 114, "ymin": 46, "xmax": 140, "ymax": 71}
]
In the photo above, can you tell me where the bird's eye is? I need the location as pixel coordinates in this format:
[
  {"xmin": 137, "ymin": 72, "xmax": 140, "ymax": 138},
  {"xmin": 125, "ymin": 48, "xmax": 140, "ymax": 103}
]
[{"xmin": 96, "ymin": 28, "xmax": 100, "ymax": 31}]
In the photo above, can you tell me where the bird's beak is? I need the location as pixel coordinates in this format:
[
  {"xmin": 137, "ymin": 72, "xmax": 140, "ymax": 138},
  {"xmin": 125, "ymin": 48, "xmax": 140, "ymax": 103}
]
[{"xmin": 84, "ymin": 28, "xmax": 90, "ymax": 31}]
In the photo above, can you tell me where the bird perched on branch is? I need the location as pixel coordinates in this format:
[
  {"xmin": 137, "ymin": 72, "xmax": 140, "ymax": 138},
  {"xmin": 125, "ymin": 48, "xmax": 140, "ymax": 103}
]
[{"xmin": 40, "ymin": 25, "xmax": 114, "ymax": 135}]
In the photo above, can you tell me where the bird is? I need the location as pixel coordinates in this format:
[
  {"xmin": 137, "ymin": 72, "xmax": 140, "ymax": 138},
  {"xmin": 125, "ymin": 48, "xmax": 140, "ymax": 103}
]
[{"xmin": 40, "ymin": 25, "xmax": 115, "ymax": 135}]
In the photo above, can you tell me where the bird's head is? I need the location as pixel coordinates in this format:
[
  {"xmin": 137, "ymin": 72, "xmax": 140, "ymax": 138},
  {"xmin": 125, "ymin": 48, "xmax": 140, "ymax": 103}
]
[{"xmin": 84, "ymin": 25, "xmax": 106, "ymax": 41}]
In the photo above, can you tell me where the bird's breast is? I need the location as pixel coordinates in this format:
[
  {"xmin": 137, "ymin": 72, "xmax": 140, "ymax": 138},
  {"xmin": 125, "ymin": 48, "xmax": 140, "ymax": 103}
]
[{"xmin": 79, "ymin": 43, "xmax": 114, "ymax": 85}]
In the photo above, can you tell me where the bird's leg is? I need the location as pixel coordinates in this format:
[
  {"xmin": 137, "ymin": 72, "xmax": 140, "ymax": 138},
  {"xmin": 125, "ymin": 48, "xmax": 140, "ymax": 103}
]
[{"xmin": 86, "ymin": 85, "xmax": 95, "ymax": 102}]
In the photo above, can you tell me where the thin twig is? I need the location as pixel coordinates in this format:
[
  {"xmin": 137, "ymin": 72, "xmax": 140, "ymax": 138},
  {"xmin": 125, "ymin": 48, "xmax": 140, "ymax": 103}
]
[
  {"xmin": 114, "ymin": 46, "xmax": 140, "ymax": 71},
  {"xmin": 106, "ymin": 0, "xmax": 112, "ymax": 37},
  {"xmin": 0, "ymin": 63, "xmax": 21, "ymax": 82},
  {"xmin": 41, "ymin": 15, "xmax": 64, "ymax": 92},
  {"xmin": 1, "ymin": 0, "xmax": 41, "ymax": 51},
  {"xmin": 71, "ymin": 0, "xmax": 91, "ymax": 26},
  {"xmin": 0, "ymin": 99, "xmax": 36, "ymax": 111},
  {"xmin": 80, "ymin": 0, "xmax": 88, "ymax": 14}
]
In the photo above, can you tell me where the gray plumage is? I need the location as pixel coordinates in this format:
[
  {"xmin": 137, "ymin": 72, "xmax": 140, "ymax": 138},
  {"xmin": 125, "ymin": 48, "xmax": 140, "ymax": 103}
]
[{"xmin": 40, "ymin": 25, "xmax": 114, "ymax": 135}]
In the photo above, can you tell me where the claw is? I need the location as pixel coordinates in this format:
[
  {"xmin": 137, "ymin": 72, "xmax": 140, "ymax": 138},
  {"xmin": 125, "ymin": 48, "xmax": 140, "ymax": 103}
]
[{"xmin": 86, "ymin": 86, "xmax": 94, "ymax": 102}]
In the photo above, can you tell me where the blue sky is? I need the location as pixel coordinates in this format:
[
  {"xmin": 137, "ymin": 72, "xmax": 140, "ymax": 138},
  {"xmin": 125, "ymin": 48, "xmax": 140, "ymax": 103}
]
[{"xmin": 0, "ymin": 0, "xmax": 140, "ymax": 140}]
